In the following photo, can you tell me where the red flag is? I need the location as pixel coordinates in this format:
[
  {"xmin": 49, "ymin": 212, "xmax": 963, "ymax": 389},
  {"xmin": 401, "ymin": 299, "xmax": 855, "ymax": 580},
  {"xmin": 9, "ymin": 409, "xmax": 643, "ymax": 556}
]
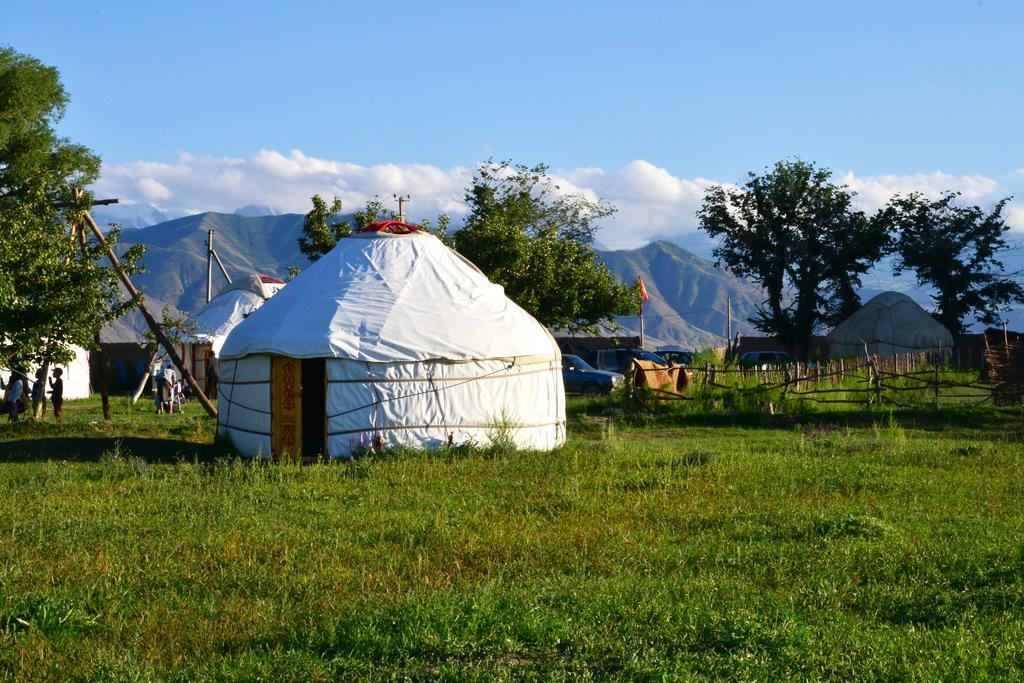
[{"xmin": 638, "ymin": 275, "xmax": 650, "ymax": 303}]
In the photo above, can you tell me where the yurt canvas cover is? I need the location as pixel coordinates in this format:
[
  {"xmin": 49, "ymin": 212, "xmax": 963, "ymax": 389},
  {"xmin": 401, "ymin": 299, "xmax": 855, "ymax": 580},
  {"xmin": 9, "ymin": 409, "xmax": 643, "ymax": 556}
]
[
  {"xmin": 3, "ymin": 345, "xmax": 91, "ymax": 401},
  {"xmin": 194, "ymin": 274, "xmax": 285, "ymax": 356},
  {"xmin": 217, "ymin": 223, "xmax": 565, "ymax": 459},
  {"xmin": 826, "ymin": 291, "xmax": 955, "ymax": 357}
]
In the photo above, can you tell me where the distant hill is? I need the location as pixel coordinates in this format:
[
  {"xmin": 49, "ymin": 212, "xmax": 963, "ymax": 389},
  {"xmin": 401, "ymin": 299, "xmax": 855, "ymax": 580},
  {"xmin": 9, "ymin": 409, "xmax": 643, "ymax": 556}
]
[
  {"xmin": 597, "ymin": 241, "xmax": 762, "ymax": 347},
  {"xmin": 102, "ymin": 213, "xmax": 765, "ymax": 346},
  {"xmin": 91, "ymin": 203, "xmax": 178, "ymax": 231},
  {"xmin": 117, "ymin": 212, "xmax": 311, "ymax": 316}
]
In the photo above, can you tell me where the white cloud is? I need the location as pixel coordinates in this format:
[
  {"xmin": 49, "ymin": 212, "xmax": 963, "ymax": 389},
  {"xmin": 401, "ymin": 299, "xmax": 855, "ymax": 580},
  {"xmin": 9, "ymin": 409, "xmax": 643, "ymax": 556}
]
[
  {"xmin": 840, "ymin": 170, "xmax": 1001, "ymax": 210},
  {"xmin": 136, "ymin": 177, "xmax": 172, "ymax": 201},
  {"xmin": 92, "ymin": 150, "xmax": 1024, "ymax": 246},
  {"xmin": 1006, "ymin": 205, "xmax": 1024, "ymax": 231}
]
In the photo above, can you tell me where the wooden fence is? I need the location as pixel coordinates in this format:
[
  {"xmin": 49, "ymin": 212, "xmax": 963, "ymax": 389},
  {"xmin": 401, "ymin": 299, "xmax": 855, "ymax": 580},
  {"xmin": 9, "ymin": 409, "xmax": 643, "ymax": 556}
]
[{"xmin": 630, "ymin": 352, "xmax": 998, "ymax": 411}]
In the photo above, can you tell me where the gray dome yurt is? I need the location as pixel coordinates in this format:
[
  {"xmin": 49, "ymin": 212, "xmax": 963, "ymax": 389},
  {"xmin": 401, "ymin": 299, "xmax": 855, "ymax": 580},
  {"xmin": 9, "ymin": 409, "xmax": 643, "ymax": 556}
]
[{"xmin": 826, "ymin": 291, "xmax": 954, "ymax": 357}]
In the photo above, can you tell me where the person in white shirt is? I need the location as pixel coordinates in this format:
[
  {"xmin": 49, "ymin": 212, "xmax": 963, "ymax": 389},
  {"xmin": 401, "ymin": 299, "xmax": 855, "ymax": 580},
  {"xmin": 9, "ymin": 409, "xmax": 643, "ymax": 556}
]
[{"xmin": 3, "ymin": 371, "xmax": 27, "ymax": 422}]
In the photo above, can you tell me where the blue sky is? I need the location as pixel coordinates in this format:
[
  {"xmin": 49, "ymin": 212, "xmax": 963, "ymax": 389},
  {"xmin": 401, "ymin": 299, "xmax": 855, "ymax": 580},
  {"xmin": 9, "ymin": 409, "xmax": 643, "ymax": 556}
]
[{"xmin": 3, "ymin": 0, "xmax": 1023, "ymax": 246}]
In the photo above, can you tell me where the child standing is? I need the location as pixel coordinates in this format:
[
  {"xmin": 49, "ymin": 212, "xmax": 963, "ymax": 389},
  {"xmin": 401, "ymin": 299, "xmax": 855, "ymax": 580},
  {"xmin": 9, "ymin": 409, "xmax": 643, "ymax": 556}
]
[
  {"xmin": 31, "ymin": 368, "xmax": 46, "ymax": 418},
  {"xmin": 48, "ymin": 368, "xmax": 64, "ymax": 422}
]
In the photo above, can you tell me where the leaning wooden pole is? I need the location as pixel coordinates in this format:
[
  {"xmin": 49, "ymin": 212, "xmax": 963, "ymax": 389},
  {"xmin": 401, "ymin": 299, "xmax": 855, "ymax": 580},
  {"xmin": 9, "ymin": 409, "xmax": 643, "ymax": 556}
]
[
  {"xmin": 82, "ymin": 210, "xmax": 218, "ymax": 418},
  {"xmin": 73, "ymin": 219, "xmax": 112, "ymax": 420},
  {"xmin": 131, "ymin": 347, "xmax": 160, "ymax": 405}
]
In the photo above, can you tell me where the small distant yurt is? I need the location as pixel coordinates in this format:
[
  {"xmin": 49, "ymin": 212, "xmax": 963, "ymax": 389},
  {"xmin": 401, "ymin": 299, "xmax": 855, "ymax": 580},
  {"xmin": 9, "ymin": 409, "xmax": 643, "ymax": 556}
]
[
  {"xmin": 826, "ymin": 291, "xmax": 954, "ymax": 357},
  {"xmin": 162, "ymin": 274, "xmax": 286, "ymax": 394},
  {"xmin": 194, "ymin": 274, "xmax": 285, "ymax": 356},
  {"xmin": 3, "ymin": 345, "xmax": 92, "ymax": 401},
  {"xmin": 217, "ymin": 221, "xmax": 566, "ymax": 460}
]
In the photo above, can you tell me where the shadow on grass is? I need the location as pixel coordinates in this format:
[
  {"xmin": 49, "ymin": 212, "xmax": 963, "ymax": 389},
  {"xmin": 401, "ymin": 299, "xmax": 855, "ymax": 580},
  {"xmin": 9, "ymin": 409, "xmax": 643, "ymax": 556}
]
[{"xmin": 0, "ymin": 437, "xmax": 222, "ymax": 464}]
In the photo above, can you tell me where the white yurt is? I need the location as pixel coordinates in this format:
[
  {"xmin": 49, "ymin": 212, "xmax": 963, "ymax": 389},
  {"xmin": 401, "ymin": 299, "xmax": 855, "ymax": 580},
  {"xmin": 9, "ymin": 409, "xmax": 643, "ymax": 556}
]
[
  {"xmin": 826, "ymin": 291, "xmax": 954, "ymax": 357},
  {"xmin": 194, "ymin": 274, "xmax": 285, "ymax": 356},
  {"xmin": 3, "ymin": 345, "xmax": 92, "ymax": 401},
  {"xmin": 217, "ymin": 221, "xmax": 566, "ymax": 460}
]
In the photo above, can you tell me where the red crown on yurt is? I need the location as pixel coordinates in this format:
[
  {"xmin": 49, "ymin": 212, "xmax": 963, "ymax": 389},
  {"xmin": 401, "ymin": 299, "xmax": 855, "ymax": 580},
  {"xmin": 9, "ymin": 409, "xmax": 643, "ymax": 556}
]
[{"xmin": 358, "ymin": 220, "xmax": 426, "ymax": 235}]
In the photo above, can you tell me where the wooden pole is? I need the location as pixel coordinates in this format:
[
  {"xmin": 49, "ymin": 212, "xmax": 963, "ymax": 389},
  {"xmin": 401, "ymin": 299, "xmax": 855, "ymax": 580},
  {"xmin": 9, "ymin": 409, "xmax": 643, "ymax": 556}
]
[
  {"xmin": 639, "ymin": 300, "xmax": 645, "ymax": 350},
  {"xmin": 206, "ymin": 230, "xmax": 213, "ymax": 303},
  {"xmin": 726, "ymin": 296, "xmax": 732, "ymax": 359},
  {"xmin": 82, "ymin": 210, "xmax": 218, "ymax": 418},
  {"xmin": 131, "ymin": 347, "xmax": 160, "ymax": 405},
  {"xmin": 71, "ymin": 193, "xmax": 112, "ymax": 421},
  {"xmin": 212, "ymin": 248, "xmax": 232, "ymax": 284}
]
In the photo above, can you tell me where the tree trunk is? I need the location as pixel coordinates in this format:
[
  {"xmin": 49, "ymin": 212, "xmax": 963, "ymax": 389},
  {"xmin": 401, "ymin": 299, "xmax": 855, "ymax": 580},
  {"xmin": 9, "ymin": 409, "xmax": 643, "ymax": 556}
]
[{"xmin": 93, "ymin": 331, "xmax": 111, "ymax": 421}]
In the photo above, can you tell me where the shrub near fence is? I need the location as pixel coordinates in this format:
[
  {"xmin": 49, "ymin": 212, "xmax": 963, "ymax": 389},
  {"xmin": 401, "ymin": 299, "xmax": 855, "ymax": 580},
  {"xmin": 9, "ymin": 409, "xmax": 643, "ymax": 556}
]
[{"xmin": 629, "ymin": 354, "xmax": 995, "ymax": 414}]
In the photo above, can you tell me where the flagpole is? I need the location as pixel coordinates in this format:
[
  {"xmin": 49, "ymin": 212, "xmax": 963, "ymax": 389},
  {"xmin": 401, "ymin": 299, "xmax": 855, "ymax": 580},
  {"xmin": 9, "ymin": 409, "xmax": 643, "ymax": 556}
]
[{"xmin": 639, "ymin": 299, "xmax": 645, "ymax": 350}]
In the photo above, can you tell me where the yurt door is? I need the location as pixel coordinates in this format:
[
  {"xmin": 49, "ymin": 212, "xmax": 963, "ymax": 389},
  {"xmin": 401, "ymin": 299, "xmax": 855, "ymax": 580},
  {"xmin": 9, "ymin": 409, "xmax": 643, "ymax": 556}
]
[
  {"xmin": 271, "ymin": 356, "xmax": 302, "ymax": 462},
  {"xmin": 300, "ymin": 358, "xmax": 326, "ymax": 459}
]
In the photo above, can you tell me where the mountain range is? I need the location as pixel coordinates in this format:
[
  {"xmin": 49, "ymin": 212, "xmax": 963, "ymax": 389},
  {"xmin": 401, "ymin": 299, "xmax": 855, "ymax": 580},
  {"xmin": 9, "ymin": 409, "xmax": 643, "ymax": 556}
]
[{"xmin": 102, "ymin": 212, "xmax": 765, "ymax": 346}]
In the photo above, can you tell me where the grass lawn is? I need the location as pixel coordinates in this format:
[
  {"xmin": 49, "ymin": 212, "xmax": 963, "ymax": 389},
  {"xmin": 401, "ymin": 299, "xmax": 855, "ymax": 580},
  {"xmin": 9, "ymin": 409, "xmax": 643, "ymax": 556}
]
[{"xmin": 1, "ymin": 396, "xmax": 1023, "ymax": 680}]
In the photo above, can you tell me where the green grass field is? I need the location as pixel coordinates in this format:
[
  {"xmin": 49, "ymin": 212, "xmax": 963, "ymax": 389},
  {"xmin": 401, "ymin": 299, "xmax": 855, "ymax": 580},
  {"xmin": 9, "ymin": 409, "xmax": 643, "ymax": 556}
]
[{"xmin": 1, "ymin": 396, "xmax": 1022, "ymax": 680}]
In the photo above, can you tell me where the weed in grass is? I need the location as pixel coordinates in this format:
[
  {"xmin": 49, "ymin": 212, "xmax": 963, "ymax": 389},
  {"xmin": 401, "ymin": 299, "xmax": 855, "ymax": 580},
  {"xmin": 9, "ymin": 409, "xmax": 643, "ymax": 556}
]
[
  {"xmin": 806, "ymin": 514, "xmax": 893, "ymax": 540},
  {"xmin": 485, "ymin": 411, "xmax": 520, "ymax": 456}
]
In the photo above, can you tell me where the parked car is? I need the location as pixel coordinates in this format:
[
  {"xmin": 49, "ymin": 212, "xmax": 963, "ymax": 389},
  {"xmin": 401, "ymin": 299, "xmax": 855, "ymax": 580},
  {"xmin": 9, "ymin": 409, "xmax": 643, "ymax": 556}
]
[
  {"xmin": 561, "ymin": 354, "xmax": 624, "ymax": 396},
  {"xmin": 656, "ymin": 346, "xmax": 695, "ymax": 366},
  {"xmin": 585, "ymin": 348, "xmax": 669, "ymax": 374},
  {"xmin": 737, "ymin": 351, "xmax": 794, "ymax": 366}
]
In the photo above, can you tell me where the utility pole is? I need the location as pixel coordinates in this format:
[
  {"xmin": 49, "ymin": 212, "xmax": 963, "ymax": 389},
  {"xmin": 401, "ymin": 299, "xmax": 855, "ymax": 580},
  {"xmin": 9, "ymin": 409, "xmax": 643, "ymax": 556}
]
[
  {"xmin": 206, "ymin": 230, "xmax": 214, "ymax": 303},
  {"xmin": 726, "ymin": 296, "xmax": 732, "ymax": 358},
  {"xmin": 205, "ymin": 229, "xmax": 232, "ymax": 303},
  {"xmin": 394, "ymin": 194, "xmax": 411, "ymax": 222},
  {"xmin": 80, "ymin": 209, "xmax": 218, "ymax": 418}
]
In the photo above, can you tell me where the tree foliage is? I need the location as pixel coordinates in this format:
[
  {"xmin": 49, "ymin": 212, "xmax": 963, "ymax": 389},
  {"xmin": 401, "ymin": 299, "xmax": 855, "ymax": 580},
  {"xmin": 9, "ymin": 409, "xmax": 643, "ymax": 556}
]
[
  {"xmin": 880, "ymin": 191, "xmax": 1024, "ymax": 336},
  {"xmin": 297, "ymin": 195, "xmax": 386, "ymax": 262},
  {"xmin": 698, "ymin": 160, "xmax": 888, "ymax": 353},
  {"xmin": 452, "ymin": 161, "xmax": 638, "ymax": 332},
  {"xmin": 0, "ymin": 47, "xmax": 143, "ymax": 369}
]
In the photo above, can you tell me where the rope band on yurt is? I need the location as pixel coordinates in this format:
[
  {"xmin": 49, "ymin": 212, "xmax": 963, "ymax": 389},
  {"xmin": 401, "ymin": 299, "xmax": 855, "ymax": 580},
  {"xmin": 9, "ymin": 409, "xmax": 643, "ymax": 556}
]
[
  {"xmin": 328, "ymin": 419, "xmax": 561, "ymax": 437},
  {"xmin": 220, "ymin": 359, "xmax": 272, "ymax": 425},
  {"xmin": 426, "ymin": 364, "xmax": 449, "ymax": 438},
  {"xmin": 325, "ymin": 360, "xmax": 518, "ymax": 420},
  {"xmin": 326, "ymin": 364, "xmax": 553, "ymax": 384},
  {"xmin": 217, "ymin": 392, "xmax": 272, "ymax": 416}
]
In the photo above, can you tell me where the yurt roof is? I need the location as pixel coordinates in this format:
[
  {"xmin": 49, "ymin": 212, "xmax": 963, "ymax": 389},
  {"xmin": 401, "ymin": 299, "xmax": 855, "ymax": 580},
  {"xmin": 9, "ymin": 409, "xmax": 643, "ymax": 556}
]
[
  {"xmin": 194, "ymin": 274, "xmax": 285, "ymax": 353},
  {"xmin": 219, "ymin": 224, "xmax": 558, "ymax": 363},
  {"xmin": 825, "ymin": 291, "xmax": 954, "ymax": 349},
  {"xmin": 213, "ymin": 273, "xmax": 283, "ymax": 301}
]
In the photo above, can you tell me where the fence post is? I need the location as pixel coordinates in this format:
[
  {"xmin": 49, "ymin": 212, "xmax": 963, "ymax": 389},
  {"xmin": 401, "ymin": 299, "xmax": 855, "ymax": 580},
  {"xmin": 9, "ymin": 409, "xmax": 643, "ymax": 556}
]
[
  {"xmin": 876, "ymin": 356, "xmax": 883, "ymax": 406},
  {"xmin": 866, "ymin": 358, "xmax": 874, "ymax": 409}
]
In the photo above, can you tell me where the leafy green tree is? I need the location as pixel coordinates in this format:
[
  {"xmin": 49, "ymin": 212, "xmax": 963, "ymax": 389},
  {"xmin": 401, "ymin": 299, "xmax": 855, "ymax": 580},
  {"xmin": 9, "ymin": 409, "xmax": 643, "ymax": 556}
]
[
  {"xmin": 698, "ymin": 159, "xmax": 888, "ymax": 354},
  {"xmin": 297, "ymin": 195, "xmax": 386, "ymax": 262},
  {"xmin": 452, "ymin": 161, "xmax": 638, "ymax": 332},
  {"xmin": 0, "ymin": 47, "xmax": 144, "ymax": 372},
  {"xmin": 879, "ymin": 191, "xmax": 1024, "ymax": 336},
  {"xmin": 297, "ymin": 195, "xmax": 348, "ymax": 261}
]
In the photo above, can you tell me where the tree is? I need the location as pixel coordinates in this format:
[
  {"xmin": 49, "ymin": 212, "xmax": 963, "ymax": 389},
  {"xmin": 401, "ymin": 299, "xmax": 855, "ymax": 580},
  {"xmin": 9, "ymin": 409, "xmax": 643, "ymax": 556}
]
[
  {"xmin": 0, "ymin": 47, "xmax": 143, "ymax": 374},
  {"xmin": 698, "ymin": 159, "xmax": 889, "ymax": 354},
  {"xmin": 452, "ymin": 161, "xmax": 638, "ymax": 332},
  {"xmin": 880, "ymin": 191, "xmax": 1024, "ymax": 336},
  {"xmin": 297, "ymin": 195, "xmax": 385, "ymax": 262}
]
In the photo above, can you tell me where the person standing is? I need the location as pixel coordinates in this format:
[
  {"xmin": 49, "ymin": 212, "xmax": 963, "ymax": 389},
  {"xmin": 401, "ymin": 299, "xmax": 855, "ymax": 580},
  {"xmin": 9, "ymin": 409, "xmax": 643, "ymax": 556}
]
[
  {"xmin": 31, "ymin": 368, "xmax": 46, "ymax": 419},
  {"xmin": 157, "ymin": 361, "xmax": 177, "ymax": 414},
  {"xmin": 4, "ymin": 372, "xmax": 26, "ymax": 422},
  {"xmin": 48, "ymin": 368, "xmax": 64, "ymax": 422}
]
